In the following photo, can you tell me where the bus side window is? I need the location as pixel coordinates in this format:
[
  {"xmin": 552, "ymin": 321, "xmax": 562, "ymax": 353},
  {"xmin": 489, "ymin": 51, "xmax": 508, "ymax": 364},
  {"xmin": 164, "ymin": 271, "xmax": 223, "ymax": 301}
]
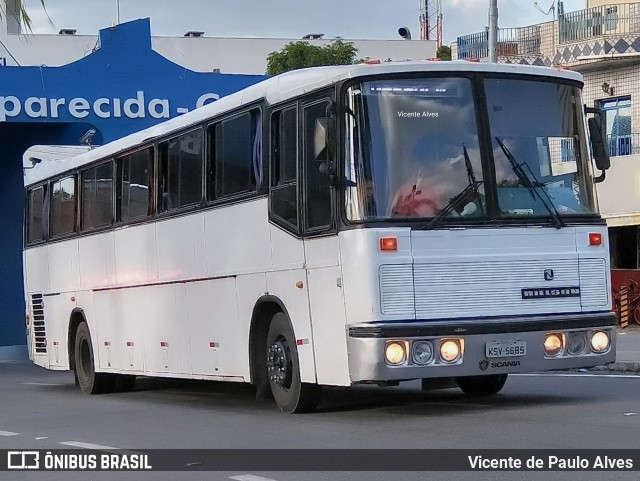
[
  {"xmin": 27, "ymin": 185, "xmax": 46, "ymax": 244},
  {"xmin": 270, "ymin": 106, "xmax": 298, "ymax": 229},
  {"xmin": 158, "ymin": 129, "xmax": 203, "ymax": 212},
  {"xmin": 209, "ymin": 109, "xmax": 260, "ymax": 200},
  {"xmin": 118, "ymin": 148, "xmax": 152, "ymax": 222},
  {"xmin": 50, "ymin": 176, "xmax": 76, "ymax": 237},
  {"xmin": 81, "ymin": 162, "xmax": 114, "ymax": 230},
  {"xmin": 303, "ymin": 99, "xmax": 332, "ymax": 231}
]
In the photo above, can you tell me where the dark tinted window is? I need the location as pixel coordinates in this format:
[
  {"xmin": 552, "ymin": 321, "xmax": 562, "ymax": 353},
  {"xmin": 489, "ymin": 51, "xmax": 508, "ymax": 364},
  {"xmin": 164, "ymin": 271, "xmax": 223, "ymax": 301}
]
[
  {"xmin": 82, "ymin": 162, "xmax": 113, "ymax": 229},
  {"xmin": 304, "ymin": 100, "xmax": 332, "ymax": 230},
  {"xmin": 209, "ymin": 110, "xmax": 262, "ymax": 199},
  {"xmin": 158, "ymin": 130, "xmax": 203, "ymax": 212},
  {"xmin": 51, "ymin": 176, "xmax": 76, "ymax": 237},
  {"xmin": 27, "ymin": 186, "xmax": 46, "ymax": 244},
  {"xmin": 270, "ymin": 107, "xmax": 298, "ymax": 229},
  {"xmin": 275, "ymin": 108, "xmax": 297, "ymax": 185},
  {"xmin": 120, "ymin": 148, "xmax": 152, "ymax": 222}
]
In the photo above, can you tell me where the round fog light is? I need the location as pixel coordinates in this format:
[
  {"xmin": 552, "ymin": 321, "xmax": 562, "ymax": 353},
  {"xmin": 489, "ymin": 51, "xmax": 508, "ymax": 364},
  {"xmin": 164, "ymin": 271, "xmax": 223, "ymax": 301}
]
[
  {"xmin": 412, "ymin": 341, "xmax": 434, "ymax": 365},
  {"xmin": 567, "ymin": 332, "xmax": 586, "ymax": 355},
  {"xmin": 440, "ymin": 340, "xmax": 461, "ymax": 363},
  {"xmin": 544, "ymin": 333, "xmax": 563, "ymax": 357},
  {"xmin": 591, "ymin": 331, "xmax": 610, "ymax": 353},
  {"xmin": 385, "ymin": 341, "xmax": 407, "ymax": 365}
]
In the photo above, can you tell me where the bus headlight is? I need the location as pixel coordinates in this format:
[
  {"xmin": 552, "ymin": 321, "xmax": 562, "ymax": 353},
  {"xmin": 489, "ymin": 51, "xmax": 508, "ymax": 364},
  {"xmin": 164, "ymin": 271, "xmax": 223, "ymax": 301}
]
[
  {"xmin": 544, "ymin": 333, "xmax": 563, "ymax": 357},
  {"xmin": 412, "ymin": 341, "xmax": 434, "ymax": 365},
  {"xmin": 590, "ymin": 331, "xmax": 610, "ymax": 353},
  {"xmin": 567, "ymin": 332, "xmax": 587, "ymax": 355},
  {"xmin": 384, "ymin": 341, "xmax": 407, "ymax": 365},
  {"xmin": 440, "ymin": 339, "xmax": 461, "ymax": 363}
]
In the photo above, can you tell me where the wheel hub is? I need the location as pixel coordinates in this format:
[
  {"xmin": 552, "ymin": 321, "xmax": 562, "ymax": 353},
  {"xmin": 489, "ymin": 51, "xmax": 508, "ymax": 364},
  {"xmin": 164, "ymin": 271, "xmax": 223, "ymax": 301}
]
[{"xmin": 266, "ymin": 339, "xmax": 292, "ymax": 388}]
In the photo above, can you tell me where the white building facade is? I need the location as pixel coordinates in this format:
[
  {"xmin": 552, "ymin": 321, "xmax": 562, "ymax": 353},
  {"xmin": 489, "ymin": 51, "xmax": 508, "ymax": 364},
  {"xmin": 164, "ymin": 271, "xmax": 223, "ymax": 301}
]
[
  {"xmin": 0, "ymin": 1, "xmax": 435, "ymax": 74},
  {"xmin": 454, "ymin": 1, "xmax": 640, "ymax": 271}
]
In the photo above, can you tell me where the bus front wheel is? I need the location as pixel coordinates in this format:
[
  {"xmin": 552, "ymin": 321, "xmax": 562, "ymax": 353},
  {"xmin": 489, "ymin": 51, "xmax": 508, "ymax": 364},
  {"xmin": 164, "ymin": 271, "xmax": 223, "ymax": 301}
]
[
  {"xmin": 265, "ymin": 313, "xmax": 320, "ymax": 413},
  {"xmin": 455, "ymin": 374, "xmax": 508, "ymax": 396},
  {"xmin": 74, "ymin": 321, "xmax": 115, "ymax": 394}
]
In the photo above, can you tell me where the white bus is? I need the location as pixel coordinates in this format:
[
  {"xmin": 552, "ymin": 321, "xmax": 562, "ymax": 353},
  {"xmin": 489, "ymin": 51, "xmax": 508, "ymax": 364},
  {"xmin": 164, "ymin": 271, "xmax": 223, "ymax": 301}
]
[{"xmin": 24, "ymin": 61, "xmax": 616, "ymax": 413}]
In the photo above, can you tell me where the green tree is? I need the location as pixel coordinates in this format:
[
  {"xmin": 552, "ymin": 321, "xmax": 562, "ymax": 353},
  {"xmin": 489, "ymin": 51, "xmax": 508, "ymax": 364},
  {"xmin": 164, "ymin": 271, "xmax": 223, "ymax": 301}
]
[
  {"xmin": 436, "ymin": 45, "xmax": 452, "ymax": 61},
  {"xmin": 266, "ymin": 39, "xmax": 358, "ymax": 75}
]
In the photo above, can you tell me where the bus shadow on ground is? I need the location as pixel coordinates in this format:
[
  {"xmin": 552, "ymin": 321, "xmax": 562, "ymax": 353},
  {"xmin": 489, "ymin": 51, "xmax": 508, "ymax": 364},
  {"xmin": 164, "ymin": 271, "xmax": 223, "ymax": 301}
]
[{"xmin": 118, "ymin": 376, "xmax": 588, "ymax": 416}]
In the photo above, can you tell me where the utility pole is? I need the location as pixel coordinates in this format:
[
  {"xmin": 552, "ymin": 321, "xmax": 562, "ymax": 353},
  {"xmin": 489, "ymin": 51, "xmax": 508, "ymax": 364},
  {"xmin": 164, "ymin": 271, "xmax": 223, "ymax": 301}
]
[{"xmin": 488, "ymin": 0, "xmax": 499, "ymax": 63}]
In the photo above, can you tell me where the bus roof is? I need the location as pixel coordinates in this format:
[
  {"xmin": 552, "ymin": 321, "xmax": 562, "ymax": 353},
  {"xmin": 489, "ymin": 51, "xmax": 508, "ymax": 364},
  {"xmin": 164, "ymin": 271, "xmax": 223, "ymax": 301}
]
[{"xmin": 24, "ymin": 61, "xmax": 583, "ymax": 187}]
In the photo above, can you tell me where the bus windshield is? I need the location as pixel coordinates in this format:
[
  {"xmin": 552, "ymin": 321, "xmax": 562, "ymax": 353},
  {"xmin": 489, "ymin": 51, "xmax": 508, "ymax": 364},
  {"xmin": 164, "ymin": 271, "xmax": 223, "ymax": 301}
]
[{"xmin": 344, "ymin": 76, "xmax": 597, "ymax": 223}]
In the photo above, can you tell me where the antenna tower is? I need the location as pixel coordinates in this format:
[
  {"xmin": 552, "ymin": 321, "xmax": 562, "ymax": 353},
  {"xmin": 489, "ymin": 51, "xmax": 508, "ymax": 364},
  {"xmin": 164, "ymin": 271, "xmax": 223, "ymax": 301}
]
[{"xmin": 420, "ymin": 0, "xmax": 443, "ymax": 47}]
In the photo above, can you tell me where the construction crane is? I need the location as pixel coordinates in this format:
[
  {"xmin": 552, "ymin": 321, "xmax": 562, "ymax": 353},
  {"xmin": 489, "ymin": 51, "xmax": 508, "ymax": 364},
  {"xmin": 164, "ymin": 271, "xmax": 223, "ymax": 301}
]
[{"xmin": 420, "ymin": 0, "xmax": 443, "ymax": 47}]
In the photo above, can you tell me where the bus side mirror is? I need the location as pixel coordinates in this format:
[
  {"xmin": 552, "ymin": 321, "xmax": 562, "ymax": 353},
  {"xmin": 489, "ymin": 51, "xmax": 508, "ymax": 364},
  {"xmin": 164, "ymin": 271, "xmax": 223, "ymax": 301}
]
[{"xmin": 585, "ymin": 106, "xmax": 610, "ymax": 183}]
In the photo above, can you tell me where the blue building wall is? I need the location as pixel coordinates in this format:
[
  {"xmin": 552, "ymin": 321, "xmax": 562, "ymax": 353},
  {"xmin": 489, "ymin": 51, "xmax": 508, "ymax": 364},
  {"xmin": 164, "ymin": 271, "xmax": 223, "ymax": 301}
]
[{"xmin": 0, "ymin": 19, "xmax": 267, "ymax": 347}]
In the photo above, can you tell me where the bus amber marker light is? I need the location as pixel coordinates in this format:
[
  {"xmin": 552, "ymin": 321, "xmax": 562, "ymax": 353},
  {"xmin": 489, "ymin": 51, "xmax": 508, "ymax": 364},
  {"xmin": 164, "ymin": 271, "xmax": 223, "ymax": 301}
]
[
  {"xmin": 380, "ymin": 237, "xmax": 398, "ymax": 251},
  {"xmin": 589, "ymin": 233, "xmax": 602, "ymax": 246}
]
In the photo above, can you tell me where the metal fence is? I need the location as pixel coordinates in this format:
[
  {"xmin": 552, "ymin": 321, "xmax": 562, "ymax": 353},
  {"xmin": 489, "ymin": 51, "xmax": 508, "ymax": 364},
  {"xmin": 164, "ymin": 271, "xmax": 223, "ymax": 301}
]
[
  {"xmin": 559, "ymin": 2, "xmax": 640, "ymax": 44},
  {"xmin": 608, "ymin": 133, "xmax": 640, "ymax": 157},
  {"xmin": 456, "ymin": 26, "xmax": 542, "ymax": 60}
]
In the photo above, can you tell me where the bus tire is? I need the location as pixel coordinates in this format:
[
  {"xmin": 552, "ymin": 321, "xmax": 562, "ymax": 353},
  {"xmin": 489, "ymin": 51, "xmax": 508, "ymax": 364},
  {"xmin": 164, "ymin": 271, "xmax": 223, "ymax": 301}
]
[
  {"xmin": 74, "ymin": 321, "xmax": 115, "ymax": 394},
  {"xmin": 455, "ymin": 374, "xmax": 508, "ymax": 396},
  {"xmin": 265, "ymin": 312, "xmax": 320, "ymax": 413}
]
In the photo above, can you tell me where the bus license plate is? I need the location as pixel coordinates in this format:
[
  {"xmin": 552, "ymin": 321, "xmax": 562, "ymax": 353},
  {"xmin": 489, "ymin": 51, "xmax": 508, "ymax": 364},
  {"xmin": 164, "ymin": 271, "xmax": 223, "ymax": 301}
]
[{"xmin": 486, "ymin": 341, "xmax": 526, "ymax": 358}]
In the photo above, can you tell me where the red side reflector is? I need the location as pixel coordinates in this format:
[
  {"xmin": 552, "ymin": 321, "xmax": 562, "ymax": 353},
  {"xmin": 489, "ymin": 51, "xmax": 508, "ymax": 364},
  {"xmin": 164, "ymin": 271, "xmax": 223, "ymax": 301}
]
[
  {"xmin": 126, "ymin": 341, "xmax": 134, "ymax": 347},
  {"xmin": 160, "ymin": 341, "xmax": 168, "ymax": 348},
  {"xmin": 380, "ymin": 237, "xmax": 398, "ymax": 251},
  {"xmin": 209, "ymin": 342, "xmax": 218, "ymax": 348},
  {"xmin": 589, "ymin": 233, "xmax": 602, "ymax": 246}
]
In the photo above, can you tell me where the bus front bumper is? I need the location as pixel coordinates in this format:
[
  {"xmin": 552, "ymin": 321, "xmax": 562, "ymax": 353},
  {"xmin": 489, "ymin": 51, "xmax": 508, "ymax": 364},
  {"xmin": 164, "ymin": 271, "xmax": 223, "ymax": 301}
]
[{"xmin": 346, "ymin": 312, "xmax": 617, "ymax": 383}]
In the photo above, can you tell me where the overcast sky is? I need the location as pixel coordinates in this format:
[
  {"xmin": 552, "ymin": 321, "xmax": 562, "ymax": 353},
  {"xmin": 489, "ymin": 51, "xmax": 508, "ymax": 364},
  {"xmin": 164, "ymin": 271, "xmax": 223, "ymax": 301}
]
[{"xmin": 23, "ymin": 0, "xmax": 587, "ymax": 44}]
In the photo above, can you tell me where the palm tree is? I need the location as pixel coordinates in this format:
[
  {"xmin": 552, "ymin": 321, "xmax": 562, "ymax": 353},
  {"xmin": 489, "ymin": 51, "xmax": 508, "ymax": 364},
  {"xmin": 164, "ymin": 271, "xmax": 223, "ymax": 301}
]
[{"xmin": 3, "ymin": 0, "xmax": 49, "ymax": 32}]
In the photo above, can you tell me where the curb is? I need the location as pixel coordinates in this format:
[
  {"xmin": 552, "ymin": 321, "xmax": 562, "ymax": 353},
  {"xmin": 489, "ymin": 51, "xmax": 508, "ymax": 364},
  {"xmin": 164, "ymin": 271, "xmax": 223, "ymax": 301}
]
[
  {"xmin": 606, "ymin": 362, "xmax": 640, "ymax": 373},
  {"xmin": 591, "ymin": 362, "xmax": 640, "ymax": 373}
]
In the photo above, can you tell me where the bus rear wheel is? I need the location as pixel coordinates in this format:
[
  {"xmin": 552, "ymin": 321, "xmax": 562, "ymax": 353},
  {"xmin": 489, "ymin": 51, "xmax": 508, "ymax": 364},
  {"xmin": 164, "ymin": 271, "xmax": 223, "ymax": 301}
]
[
  {"xmin": 74, "ymin": 321, "xmax": 115, "ymax": 394},
  {"xmin": 265, "ymin": 312, "xmax": 320, "ymax": 413},
  {"xmin": 455, "ymin": 374, "xmax": 508, "ymax": 396}
]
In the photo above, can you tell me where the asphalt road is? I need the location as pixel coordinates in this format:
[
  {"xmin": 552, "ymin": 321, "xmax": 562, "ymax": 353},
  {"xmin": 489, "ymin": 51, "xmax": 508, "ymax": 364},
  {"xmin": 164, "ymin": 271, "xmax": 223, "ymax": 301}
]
[{"xmin": 1, "ymin": 362, "xmax": 640, "ymax": 481}]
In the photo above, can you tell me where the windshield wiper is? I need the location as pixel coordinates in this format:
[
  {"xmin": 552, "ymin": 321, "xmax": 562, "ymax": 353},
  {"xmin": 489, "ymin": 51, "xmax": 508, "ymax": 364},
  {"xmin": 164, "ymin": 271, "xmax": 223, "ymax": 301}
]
[
  {"xmin": 424, "ymin": 145, "xmax": 483, "ymax": 230},
  {"xmin": 495, "ymin": 137, "xmax": 564, "ymax": 229}
]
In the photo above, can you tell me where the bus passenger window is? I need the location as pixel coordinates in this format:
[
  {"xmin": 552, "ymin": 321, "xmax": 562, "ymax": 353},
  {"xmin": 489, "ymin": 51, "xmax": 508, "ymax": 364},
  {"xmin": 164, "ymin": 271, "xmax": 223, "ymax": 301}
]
[
  {"xmin": 119, "ymin": 148, "xmax": 152, "ymax": 222},
  {"xmin": 158, "ymin": 130, "xmax": 203, "ymax": 212},
  {"xmin": 51, "ymin": 176, "xmax": 76, "ymax": 237},
  {"xmin": 209, "ymin": 109, "xmax": 261, "ymax": 200},
  {"xmin": 27, "ymin": 186, "xmax": 46, "ymax": 243},
  {"xmin": 81, "ymin": 162, "xmax": 113, "ymax": 229}
]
